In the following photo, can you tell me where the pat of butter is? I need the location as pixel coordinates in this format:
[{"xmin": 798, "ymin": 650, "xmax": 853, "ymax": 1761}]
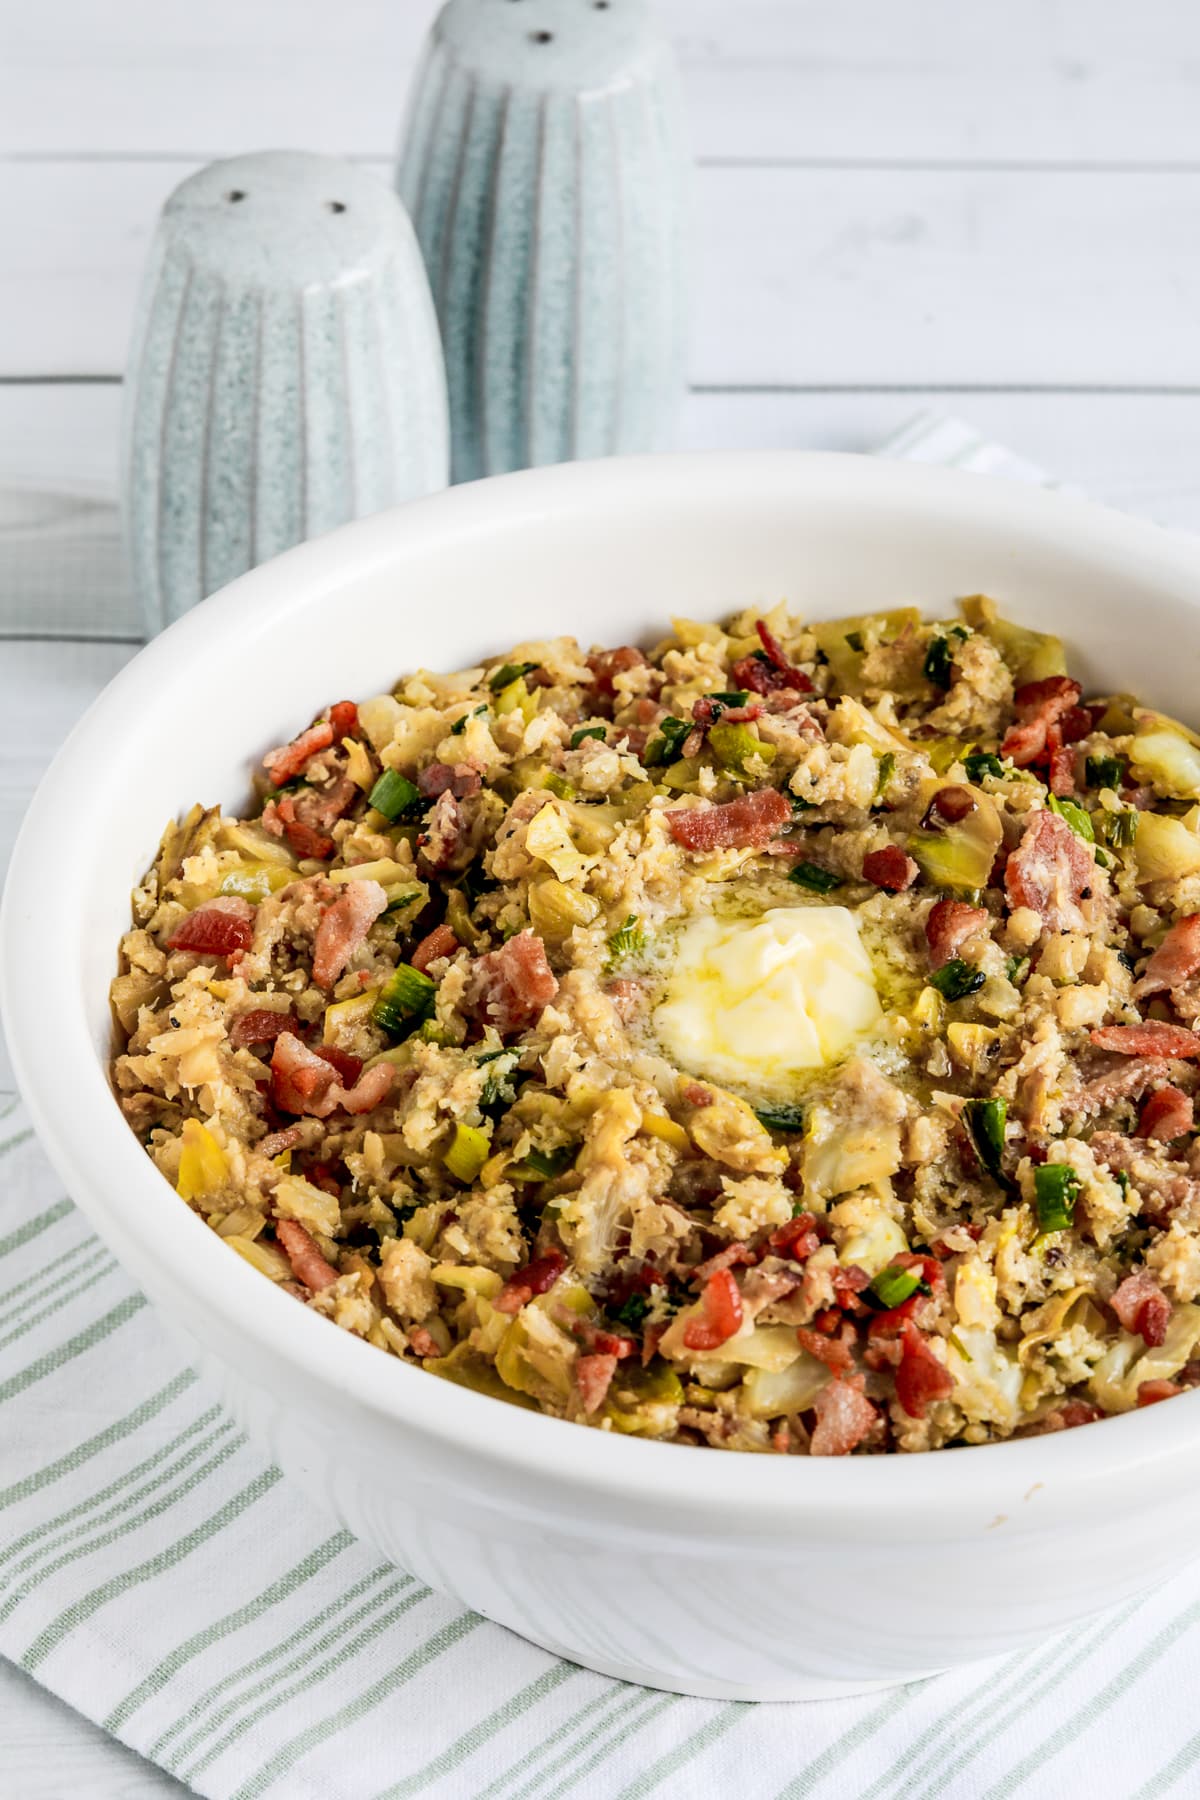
[{"xmin": 653, "ymin": 905, "xmax": 881, "ymax": 1094}]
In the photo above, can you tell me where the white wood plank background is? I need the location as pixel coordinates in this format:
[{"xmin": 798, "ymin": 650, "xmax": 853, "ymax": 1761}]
[{"xmin": 4, "ymin": 0, "xmax": 1200, "ymax": 1791}]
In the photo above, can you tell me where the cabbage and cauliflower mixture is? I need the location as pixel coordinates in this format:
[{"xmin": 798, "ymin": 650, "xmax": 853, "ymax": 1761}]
[{"xmin": 111, "ymin": 598, "xmax": 1200, "ymax": 1454}]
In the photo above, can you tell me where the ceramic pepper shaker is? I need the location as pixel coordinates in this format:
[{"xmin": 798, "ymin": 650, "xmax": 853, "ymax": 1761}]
[
  {"xmin": 398, "ymin": 0, "xmax": 688, "ymax": 483},
  {"xmin": 123, "ymin": 150, "xmax": 449, "ymax": 635}
]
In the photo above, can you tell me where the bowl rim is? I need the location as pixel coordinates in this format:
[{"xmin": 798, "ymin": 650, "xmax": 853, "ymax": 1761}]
[{"xmin": 7, "ymin": 447, "xmax": 1200, "ymax": 1525}]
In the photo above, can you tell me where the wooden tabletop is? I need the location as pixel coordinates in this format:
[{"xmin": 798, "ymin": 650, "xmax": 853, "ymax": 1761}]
[{"xmin": 4, "ymin": 0, "xmax": 1200, "ymax": 1792}]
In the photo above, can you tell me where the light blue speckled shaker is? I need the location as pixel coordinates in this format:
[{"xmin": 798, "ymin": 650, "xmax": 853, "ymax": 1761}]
[
  {"xmin": 123, "ymin": 151, "xmax": 449, "ymax": 635},
  {"xmin": 398, "ymin": 0, "xmax": 688, "ymax": 483}
]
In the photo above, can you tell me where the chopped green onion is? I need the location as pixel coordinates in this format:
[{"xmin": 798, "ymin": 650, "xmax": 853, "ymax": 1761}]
[
  {"xmin": 1034, "ymin": 1162, "xmax": 1079, "ymax": 1234},
  {"xmin": 754, "ymin": 1102, "xmax": 805, "ymax": 1133},
  {"xmin": 606, "ymin": 914, "xmax": 646, "ymax": 963},
  {"xmin": 489, "ymin": 661, "xmax": 538, "ymax": 691},
  {"xmin": 1104, "ymin": 809, "xmax": 1138, "ymax": 848},
  {"xmin": 950, "ymin": 624, "xmax": 970, "ymax": 641},
  {"xmin": 643, "ymin": 717, "xmax": 691, "ymax": 767},
  {"xmin": 570, "ymin": 725, "xmax": 606, "ymax": 748},
  {"xmin": 542, "ymin": 772, "xmax": 576, "ymax": 800},
  {"xmin": 923, "ymin": 636, "xmax": 953, "ymax": 689},
  {"xmin": 368, "ymin": 769, "xmax": 421, "ymax": 820},
  {"xmin": 478, "ymin": 1049, "xmax": 520, "ymax": 1110},
  {"xmin": 371, "ymin": 963, "xmax": 436, "ymax": 1037},
  {"xmin": 930, "ymin": 958, "xmax": 986, "ymax": 1002},
  {"xmin": 1086, "ymin": 754, "xmax": 1126, "ymax": 790},
  {"xmin": 843, "ymin": 631, "xmax": 865, "ymax": 653},
  {"xmin": 512, "ymin": 1143, "xmax": 578, "ymax": 1181},
  {"xmin": 450, "ymin": 704, "xmax": 488, "ymax": 736},
  {"xmin": 1006, "ymin": 954, "xmax": 1031, "ymax": 986},
  {"xmin": 1115, "ymin": 1170, "xmax": 1131, "ymax": 1195},
  {"xmin": 964, "ymin": 751, "xmax": 1005, "ymax": 784},
  {"xmin": 710, "ymin": 690, "xmax": 750, "ymax": 706},
  {"xmin": 790, "ymin": 792, "xmax": 815, "ymax": 813},
  {"xmin": 961, "ymin": 1096, "xmax": 1011, "ymax": 1189},
  {"xmin": 443, "ymin": 1123, "xmax": 491, "ymax": 1184},
  {"xmin": 870, "ymin": 1265, "xmax": 921, "ymax": 1310},
  {"xmin": 611, "ymin": 1292, "xmax": 651, "ymax": 1330},
  {"xmin": 788, "ymin": 861, "xmax": 842, "ymax": 894},
  {"xmin": 875, "ymin": 751, "xmax": 896, "ymax": 798},
  {"xmin": 1048, "ymin": 795, "xmax": 1095, "ymax": 842}
]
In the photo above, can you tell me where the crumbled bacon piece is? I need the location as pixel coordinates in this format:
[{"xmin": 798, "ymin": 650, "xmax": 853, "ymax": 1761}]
[
  {"xmin": 927, "ymin": 786, "xmax": 974, "ymax": 825},
  {"xmin": 739, "ymin": 1266, "xmax": 801, "ymax": 1318},
  {"xmin": 315, "ymin": 1045, "xmax": 363, "ymax": 1087},
  {"xmin": 288, "ymin": 776, "xmax": 359, "ymax": 835},
  {"xmin": 892, "ymin": 1251, "xmax": 945, "ymax": 1290},
  {"xmin": 768, "ymin": 1213, "xmax": 821, "ymax": 1261},
  {"xmin": 665, "ymin": 787, "xmax": 791, "ymax": 853},
  {"xmin": 576, "ymin": 1352, "xmax": 619, "ymax": 1414},
  {"xmin": 587, "ymin": 646, "xmax": 646, "ymax": 700},
  {"xmin": 1005, "ymin": 809, "xmax": 1094, "ymax": 933},
  {"xmin": 470, "ymin": 930, "xmax": 559, "ymax": 1038},
  {"xmin": 417, "ymin": 762, "xmax": 482, "ymax": 800},
  {"xmin": 1058, "ymin": 706, "xmax": 1094, "ymax": 745},
  {"xmin": 408, "ymin": 1327, "xmax": 441, "ymax": 1358},
  {"xmin": 749, "ymin": 620, "xmax": 814, "ymax": 693},
  {"xmin": 312, "ymin": 879, "xmax": 388, "ymax": 990},
  {"xmin": 692, "ymin": 1243, "xmax": 756, "ymax": 1284},
  {"xmin": 1072, "ymin": 1058, "xmax": 1166, "ymax": 1116},
  {"xmin": 809, "ymin": 1377, "xmax": 877, "ymax": 1457},
  {"xmin": 924, "ymin": 897, "xmax": 988, "ymax": 969},
  {"xmin": 1023, "ymin": 1399, "xmax": 1106, "ymax": 1434},
  {"xmin": 261, "ymin": 795, "xmax": 335, "ymax": 861},
  {"xmin": 862, "ymin": 844, "xmax": 919, "ymax": 892},
  {"xmin": 1137, "ymin": 1379, "xmax": 1182, "ymax": 1407},
  {"xmin": 831, "ymin": 1264, "xmax": 873, "ymax": 1312},
  {"xmin": 229, "ymin": 1008, "xmax": 293, "ymax": 1050},
  {"xmin": 270, "ymin": 1034, "xmax": 336, "ymax": 1115},
  {"xmin": 167, "ymin": 897, "xmax": 255, "ymax": 959},
  {"xmin": 263, "ymin": 720, "xmax": 335, "ymax": 785},
  {"xmin": 494, "ymin": 1249, "xmax": 567, "ymax": 1315},
  {"xmin": 1000, "ymin": 677, "xmax": 1083, "ymax": 769},
  {"xmin": 1111, "ymin": 1272, "xmax": 1172, "ymax": 1347},
  {"xmin": 797, "ymin": 1324, "xmax": 855, "ymax": 1373},
  {"xmin": 257, "ymin": 1124, "xmax": 307, "ymax": 1159},
  {"xmin": 894, "ymin": 1322, "xmax": 954, "ymax": 1418},
  {"xmin": 270, "ymin": 1032, "xmax": 393, "ymax": 1119},
  {"xmin": 565, "ymin": 1316, "xmax": 638, "ymax": 1358},
  {"xmin": 275, "ymin": 1219, "xmax": 339, "ymax": 1292},
  {"xmin": 329, "ymin": 701, "xmax": 359, "ymax": 739},
  {"xmin": 1013, "ymin": 675, "xmax": 1084, "ymax": 716},
  {"xmin": 338, "ymin": 1062, "xmax": 395, "ymax": 1116},
  {"xmin": 1000, "ymin": 717, "xmax": 1050, "ymax": 768},
  {"xmin": 419, "ymin": 790, "xmax": 466, "ymax": 872},
  {"xmin": 411, "ymin": 923, "xmax": 459, "ymax": 972},
  {"xmin": 1090, "ymin": 1021, "xmax": 1200, "ymax": 1060},
  {"xmin": 1138, "ymin": 1085, "xmax": 1194, "ymax": 1141},
  {"xmin": 1136, "ymin": 916, "xmax": 1200, "ymax": 998},
  {"xmin": 691, "ymin": 694, "xmax": 763, "ymax": 731},
  {"xmin": 682, "ymin": 1268, "xmax": 744, "ymax": 1351}
]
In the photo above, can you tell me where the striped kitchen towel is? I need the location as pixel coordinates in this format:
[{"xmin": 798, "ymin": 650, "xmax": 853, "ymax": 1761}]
[{"xmin": 4, "ymin": 417, "xmax": 1200, "ymax": 1800}]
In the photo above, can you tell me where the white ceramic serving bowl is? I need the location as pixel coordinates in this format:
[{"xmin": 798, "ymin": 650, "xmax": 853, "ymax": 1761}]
[{"xmin": 7, "ymin": 452, "xmax": 1200, "ymax": 1703}]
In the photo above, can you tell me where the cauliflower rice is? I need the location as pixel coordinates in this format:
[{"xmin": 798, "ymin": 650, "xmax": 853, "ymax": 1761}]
[{"xmin": 110, "ymin": 597, "xmax": 1200, "ymax": 1454}]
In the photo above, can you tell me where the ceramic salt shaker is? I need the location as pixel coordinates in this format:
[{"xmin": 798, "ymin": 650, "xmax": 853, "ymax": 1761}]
[
  {"xmin": 123, "ymin": 151, "xmax": 449, "ymax": 635},
  {"xmin": 398, "ymin": 0, "xmax": 688, "ymax": 483}
]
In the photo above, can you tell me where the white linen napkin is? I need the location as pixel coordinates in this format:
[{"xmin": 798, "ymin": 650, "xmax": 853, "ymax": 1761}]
[{"xmin": 3, "ymin": 417, "xmax": 1199, "ymax": 1800}]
